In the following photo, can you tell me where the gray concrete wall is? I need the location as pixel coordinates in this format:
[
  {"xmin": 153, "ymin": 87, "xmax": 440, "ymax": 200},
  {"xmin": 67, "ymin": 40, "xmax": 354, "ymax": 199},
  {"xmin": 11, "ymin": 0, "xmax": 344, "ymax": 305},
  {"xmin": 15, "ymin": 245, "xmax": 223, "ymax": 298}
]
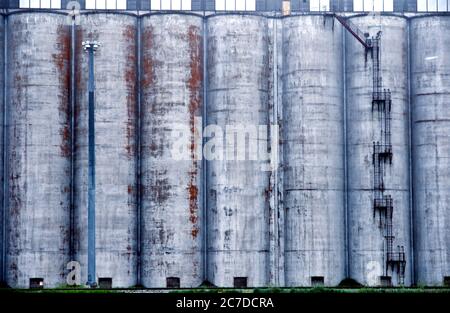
[
  {"xmin": 74, "ymin": 13, "xmax": 138, "ymax": 288},
  {"xmin": 411, "ymin": 15, "xmax": 450, "ymax": 286},
  {"xmin": 140, "ymin": 14, "xmax": 204, "ymax": 288},
  {"xmin": 5, "ymin": 12, "xmax": 71, "ymax": 288},
  {"xmin": 282, "ymin": 15, "xmax": 345, "ymax": 287},
  {"xmin": 346, "ymin": 15, "xmax": 412, "ymax": 286}
]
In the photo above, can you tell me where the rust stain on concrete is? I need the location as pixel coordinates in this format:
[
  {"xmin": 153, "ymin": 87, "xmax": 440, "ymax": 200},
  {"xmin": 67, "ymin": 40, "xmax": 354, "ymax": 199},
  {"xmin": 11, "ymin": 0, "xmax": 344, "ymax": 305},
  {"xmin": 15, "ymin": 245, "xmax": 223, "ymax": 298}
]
[
  {"xmin": 187, "ymin": 25, "xmax": 202, "ymax": 239},
  {"xmin": 123, "ymin": 25, "xmax": 137, "ymax": 159}
]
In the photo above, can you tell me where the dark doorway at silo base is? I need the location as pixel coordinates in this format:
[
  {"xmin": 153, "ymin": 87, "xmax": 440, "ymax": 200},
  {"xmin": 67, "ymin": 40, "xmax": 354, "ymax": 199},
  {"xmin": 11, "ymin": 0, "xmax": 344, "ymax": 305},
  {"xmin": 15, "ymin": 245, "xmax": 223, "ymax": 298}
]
[
  {"xmin": 166, "ymin": 277, "xmax": 180, "ymax": 288},
  {"xmin": 311, "ymin": 276, "xmax": 324, "ymax": 287},
  {"xmin": 29, "ymin": 278, "xmax": 44, "ymax": 289},
  {"xmin": 98, "ymin": 278, "xmax": 112, "ymax": 289},
  {"xmin": 444, "ymin": 277, "xmax": 450, "ymax": 287},
  {"xmin": 233, "ymin": 277, "xmax": 248, "ymax": 288}
]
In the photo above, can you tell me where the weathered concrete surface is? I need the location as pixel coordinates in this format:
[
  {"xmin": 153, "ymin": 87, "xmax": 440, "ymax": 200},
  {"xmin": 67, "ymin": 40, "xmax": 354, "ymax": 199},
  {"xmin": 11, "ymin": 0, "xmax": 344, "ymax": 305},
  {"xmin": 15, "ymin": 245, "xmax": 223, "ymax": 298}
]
[
  {"xmin": 206, "ymin": 15, "xmax": 271, "ymax": 287},
  {"xmin": 74, "ymin": 13, "xmax": 138, "ymax": 287},
  {"xmin": 411, "ymin": 16, "xmax": 450, "ymax": 286},
  {"xmin": 346, "ymin": 15, "xmax": 411, "ymax": 286},
  {"xmin": 282, "ymin": 15, "xmax": 345, "ymax": 287},
  {"xmin": 140, "ymin": 14, "xmax": 204, "ymax": 288},
  {"xmin": 0, "ymin": 15, "xmax": 4, "ymax": 283},
  {"xmin": 6, "ymin": 13, "xmax": 71, "ymax": 288}
]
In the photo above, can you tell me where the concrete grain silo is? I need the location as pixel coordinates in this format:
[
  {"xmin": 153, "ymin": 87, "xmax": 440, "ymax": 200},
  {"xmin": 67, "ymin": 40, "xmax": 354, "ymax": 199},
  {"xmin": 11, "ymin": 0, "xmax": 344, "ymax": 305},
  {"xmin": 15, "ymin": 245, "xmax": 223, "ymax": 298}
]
[
  {"xmin": 346, "ymin": 15, "xmax": 411, "ymax": 286},
  {"xmin": 282, "ymin": 15, "xmax": 345, "ymax": 287},
  {"xmin": 140, "ymin": 14, "xmax": 204, "ymax": 288},
  {"xmin": 5, "ymin": 12, "xmax": 71, "ymax": 288},
  {"xmin": 74, "ymin": 13, "xmax": 138, "ymax": 288},
  {"xmin": 411, "ymin": 15, "xmax": 450, "ymax": 286},
  {"xmin": 206, "ymin": 15, "xmax": 271, "ymax": 288},
  {"xmin": 2, "ymin": 5, "xmax": 450, "ymax": 290}
]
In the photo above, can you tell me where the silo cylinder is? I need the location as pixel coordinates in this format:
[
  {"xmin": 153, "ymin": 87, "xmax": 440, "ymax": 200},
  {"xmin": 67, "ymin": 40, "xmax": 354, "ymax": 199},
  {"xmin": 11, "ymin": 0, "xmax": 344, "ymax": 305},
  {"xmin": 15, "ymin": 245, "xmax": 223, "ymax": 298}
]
[
  {"xmin": 6, "ymin": 12, "xmax": 71, "ymax": 288},
  {"xmin": 282, "ymin": 15, "xmax": 345, "ymax": 287},
  {"xmin": 140, "ymin": 14, "xmax": 204, "ymax": 288},
  {"xmin": 346, "ymin": 15, "xmax": 411, "ymax": 286},
  {"xmin": 411, "ymin": 15, "xmax": 450, "ymax": 286},
  {"xmin": 206, "ymin": 15, "xmax": 271, "ymax": 288},
  {"xmin": 74, "ymin": 13, "xmax": 138, "ymax": 288}
]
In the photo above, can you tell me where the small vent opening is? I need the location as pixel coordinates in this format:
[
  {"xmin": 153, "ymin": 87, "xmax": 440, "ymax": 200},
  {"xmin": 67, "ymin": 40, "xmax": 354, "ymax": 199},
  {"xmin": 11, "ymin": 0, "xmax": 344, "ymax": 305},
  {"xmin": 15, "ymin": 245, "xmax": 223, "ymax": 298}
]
[
  {"xmin": 98, "ymin": 277, "xmax": 112, "ymax": 289},
  {"xmin": 311, "ymin": 276, "xmax": 324, "ymax": 287},
  {"xmin": 166, "ymin": 277, "xmax": 180, "ymax": 288},
  {"xmin": 29, "ymin": 278, "xmax": 44, "ymax": 289},
  {"xmin": 443, "ymin": 276, "xmax": 450, "ymax": 287},
  {"xmin": 233, "ymin": 277, "xmax": 247, "ymax": 288},
  {"xmin": 380, "ymin": 276, "xmax": 392, "ymax": 287}
]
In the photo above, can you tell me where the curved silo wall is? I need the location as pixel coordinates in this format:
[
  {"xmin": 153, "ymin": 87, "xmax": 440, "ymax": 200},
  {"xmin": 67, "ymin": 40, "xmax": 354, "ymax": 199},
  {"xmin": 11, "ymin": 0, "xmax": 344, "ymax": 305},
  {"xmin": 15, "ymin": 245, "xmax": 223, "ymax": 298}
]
[
  {"xmin": 74, "ymin": 13, "xmax": 138, "ymax": 287},
  {"xmin": 140, "ymin": 14, "xmax": 204, "ymax": 288},
  {"xmin": 206, "ymin": 15, "xmax": 270, "ymax": 287},
  {"xmin": 0, "ymin": 15, "xmax": 4, "ymax": 283},
  {"xmin": 5, "ymin": 12, "xmax": 71, "ymax": 288},
  {"xmin": 346, "ymin": 15, "xmax": 411, "ymax": 286},
  {"xmin": 411, "ymin": 16, "xmax": 450, "ymax": 286},
  {"xmin": 282, "ymin": 15, "xmax": 345, "ymax": 287}
]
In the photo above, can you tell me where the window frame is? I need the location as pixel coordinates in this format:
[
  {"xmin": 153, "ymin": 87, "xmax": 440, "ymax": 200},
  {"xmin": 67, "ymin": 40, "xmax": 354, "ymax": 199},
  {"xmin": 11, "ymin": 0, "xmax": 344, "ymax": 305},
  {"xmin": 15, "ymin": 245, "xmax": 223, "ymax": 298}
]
[
  {"xmin": 215, "ymin": 0, "xmax": 256, "ymax": 11},
  {"xmin": 19, "ymin": 0, "xmax": 62, "ymax": 8},
  {"xmin": 310, "ymin": 0, "xmax": 331, "ymax": 12},
  {"xmin": 418, "ymin": 0, "xmax": 450, "ymax": 12},
  {"xmin": 150, "ymin": 0, "xmax": 192, "ymax": 11},
  {"xmin": 85, "ymin": 0, "xmax": 127, "ymax": 10},
  {"xmin": 353, "ymin": 0, "xmax": 394, "ymax": 12}
]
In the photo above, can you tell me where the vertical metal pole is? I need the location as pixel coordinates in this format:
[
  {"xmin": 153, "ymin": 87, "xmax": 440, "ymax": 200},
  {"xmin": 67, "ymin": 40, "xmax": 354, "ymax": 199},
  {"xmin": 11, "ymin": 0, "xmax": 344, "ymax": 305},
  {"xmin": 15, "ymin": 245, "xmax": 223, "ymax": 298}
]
[
  {"xmin": 87, "ymin": 46, "xmax": 96, "ymax": 287},
  {"xmin": 202, "ymin": 16, "xmax": 208, "ymax": 283}
]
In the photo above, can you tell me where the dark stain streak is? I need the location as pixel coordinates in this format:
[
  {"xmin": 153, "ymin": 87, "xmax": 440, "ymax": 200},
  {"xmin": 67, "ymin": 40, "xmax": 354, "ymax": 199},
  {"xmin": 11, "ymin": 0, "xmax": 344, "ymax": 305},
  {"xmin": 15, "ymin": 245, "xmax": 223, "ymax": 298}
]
[
  {"xmin": 187, "ymin": 25, "xmax": 202, "ymax": 239},
  {"xmin": 123, "ymin": 25, "xmax": 137, "ymax": 159},
  {"xmin": 53, "ymin": 25, "xmax": 71, "ymax": 158}
]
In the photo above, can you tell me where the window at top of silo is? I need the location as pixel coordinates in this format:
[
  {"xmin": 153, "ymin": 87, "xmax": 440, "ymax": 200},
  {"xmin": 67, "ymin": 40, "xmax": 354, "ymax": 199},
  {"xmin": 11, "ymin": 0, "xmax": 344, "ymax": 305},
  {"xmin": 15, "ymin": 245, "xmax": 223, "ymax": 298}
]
[
  {"xmin": 85, "ymin": 0, "xmax": 94, "ymax": 9},
  {"xmin": 172, "ymin": 0, "xmax": 182, "ymax": 10},
  {"xmin": 353, "ymin": 0, "xmax": 393, "ymax": 12},
  {"xmin": 85, "ymin": 0, "xmax": 127, "ymax": 9},
  {"xmin": 383, "ymin": 0, "xmax": 393, "ymax": 11},
  {"xmin": 438, "ymin": 0, "xmax": 448, "ymax": 11},
  {"xmin": 428, "ymin": 0, "xmax": 438, "ymax": 10},
  {"xmin": 215, "ymin": 0, "xmax": 256, "ymax": 11},
  {"xmin": 417, "ymin": 0, "xmax": 426, "ymax": 10},
  {"xmin": 417, "ymin": 0, "xmax": 449, "ymax": 12},
  {"xmin": 97, "ymin": 0, "xmax": 105, "ymax": 9},
  {"xmin": 20, "ymin": 0, "xmax": 61, "ymax": 8},
  {"xmin": 374, "ymin": 0, "xmax": 383, "ymax": 11},
  {"xmin": 150, "ymin": 0, "xmax": 191, "ymax": 10},
  {"xmin": 107, "ymin": 0, "xmax": 115, "ymax": 9},
  {"xmin": 310, "ymin": 0, "xmax": 330, "ymax": 11},
  {"xmin": 117, "ymin": 0, "xmax": 127, "ymax": 9},
  {"xmin": 353, "ymin": 0, "xmax": 363, "ymax": 11}
]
